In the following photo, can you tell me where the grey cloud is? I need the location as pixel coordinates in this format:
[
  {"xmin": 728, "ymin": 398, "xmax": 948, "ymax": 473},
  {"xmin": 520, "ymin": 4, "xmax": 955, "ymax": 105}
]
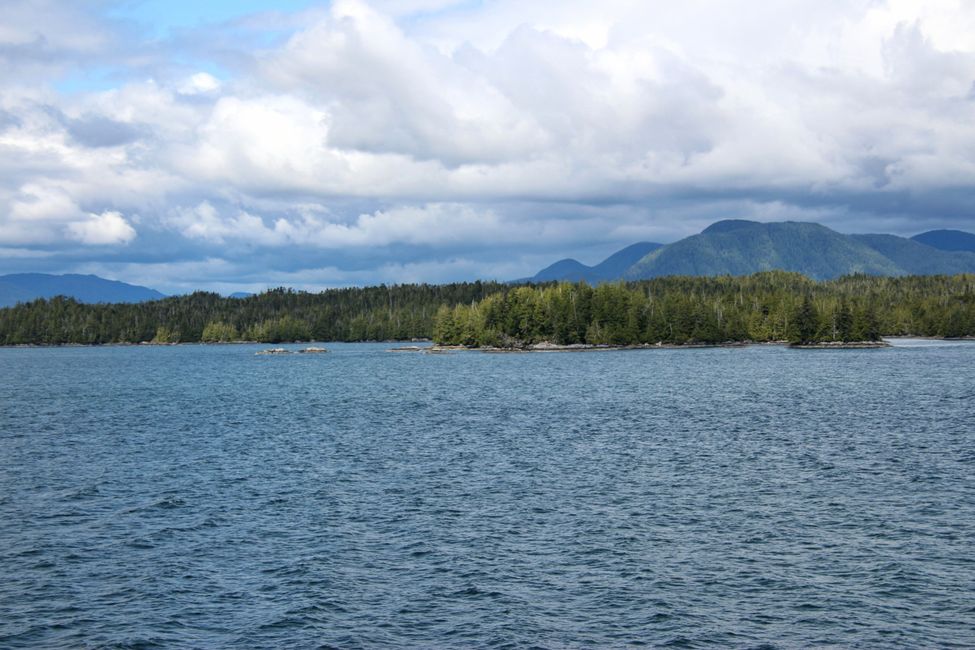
[
  {"xmin": 0, "ymin": 36, "xmax": 77, "ymax": 84},
  {"xmin": 1, "ymin": 0, "xmax": 975, "ymax": 292},
  {"xmin": 0, "ymin": 1, "xmax": 115, "ymax": 83},
  {"xmin": 0, "ymin": 109, "xmax": 21, "ymax": 130},
  {"xmin": 0, "ymin": 36, "xmax": 59, "ymax": 64},
  {"xmin": 65, "ymin": 114, "xmax": 148, "ymax": 148},
  {"xmin": 856, "ymin": 156, "xmax": 896, "ymax": 189},
  {"xmin": 882, "ymin": 23, "xmax": 975, "ymax": 98}
]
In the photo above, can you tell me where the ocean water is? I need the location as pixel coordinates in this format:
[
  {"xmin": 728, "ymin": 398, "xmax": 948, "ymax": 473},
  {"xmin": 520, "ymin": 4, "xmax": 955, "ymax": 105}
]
[{"xmin": 1, "ymin": 340, "xmax": 973, "ymax": 648}]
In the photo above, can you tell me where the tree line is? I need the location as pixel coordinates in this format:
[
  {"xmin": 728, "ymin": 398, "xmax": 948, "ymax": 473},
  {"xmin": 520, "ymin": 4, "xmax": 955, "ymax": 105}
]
[
  {"xmin": 1, "ymin": 273, "xmax": 973, "ymax": 346},
  {"xmin": 0, "ymin": 282, "xmax": 504, "ymax": 345},
  {"xmin": 433, "ymin": 272, "xmax": 975, "ymax": 346}
]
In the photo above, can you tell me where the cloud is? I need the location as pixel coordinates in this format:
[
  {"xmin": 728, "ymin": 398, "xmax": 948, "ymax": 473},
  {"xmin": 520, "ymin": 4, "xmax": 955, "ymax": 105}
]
[
  {"xmin": 308, "ymin": 203, "xmax": 513, "ymax": 247},
  {"xmin": 167, "ymin": 201, "xmax": 279, "ymax": 245},
  {"xmin": 64, "ymin": 113, "xmax": 147, "ymax": 148},
  {"xmin": 0, "ymin": 0, "xmax": 112, "ymax": 85},
  {"xmin": 1, "ymin": 0, "xmax": 975, "ymax": 291},
  {"xmin": 260, "ymin": 0, "xmax": 549, "ymax": 165},
  {"xmin": 67, "ymin": 211, "xmax": 137, "ymax": 245},
  {"xmin": 178, "ymin": 72, "xmax": 221, "ymax": 96},
  {"xmin": 168, "ymin": 201, "xmax": 532, "ymax": 249}
]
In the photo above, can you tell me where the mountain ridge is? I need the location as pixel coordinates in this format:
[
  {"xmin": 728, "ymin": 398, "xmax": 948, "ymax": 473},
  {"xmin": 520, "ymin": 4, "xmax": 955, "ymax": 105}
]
[
  {"xmin": 525, "ymin": 220, "xmax": 975, "ymax": 283},
  {"xmin": 911, "ymin": 229, "xmax": 975, "ymax": 253},
  {"xmin": 0, "ymin": 273, "xmax": 166, "ymax": 308},
  {"xmin": 526, "ymin": 242, "xmax": 663, "ymax": 283}
]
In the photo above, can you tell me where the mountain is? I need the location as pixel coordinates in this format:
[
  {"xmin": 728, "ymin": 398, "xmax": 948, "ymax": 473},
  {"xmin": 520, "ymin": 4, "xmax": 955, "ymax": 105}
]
[
  {"xmin": 587, "ymin": 242, "xmax": 664, "ymax": 281},
  {"xmin": 530, "ymin": 258, "xmax": 593, "ymax": 283},
  {"xmin": 228, "ymin": 291, "xmax": 255, "ymax": 299},
  {"xmin": 528, "ymin": 242, "xmax": 662, "ymax": 283},
  {"xmin": 624, "ymin": 220, "xmax": 907, "ymax": 280},
  {"xmin": 525, "ymin": 220, "xmax": 975, "ymax": 283},
  {"xmin": 911, "ymin": 229, "xmax": 975, "ymax": 253},
  {"xmin": 851, "ymin": 234, "xmax": 975, "ymax": 275},
  {"xmin": 0, "ymin": 273, "xmax": 165, "ymax": 308}
]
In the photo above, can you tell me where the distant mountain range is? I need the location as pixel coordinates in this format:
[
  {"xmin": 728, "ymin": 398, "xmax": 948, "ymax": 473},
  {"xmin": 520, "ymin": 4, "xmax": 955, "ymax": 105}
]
[
  {"xmin": 910, "ymin": 229, "xmax": 975, "ymax": 253},
  {"xmin": 0, "ymin": 274, "xmax": 165, "ymax": 308},
  {"xmin": 2, "ymin": 221, "xmax": 974, "ymax": 308},
  {"xmin": 528, "ymin": 242, "xmax": 663, "ymax": 283},
  {"xmin": 524, "ymin": 220, "xmax": 975, "ymax": 283}
]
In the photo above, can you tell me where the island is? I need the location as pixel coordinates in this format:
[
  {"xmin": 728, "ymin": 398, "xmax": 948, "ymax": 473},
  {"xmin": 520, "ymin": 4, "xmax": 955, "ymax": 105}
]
[
  {"xmin": 429, "ymin": 276, "xmax": 957, "ymax": 349},
  {"xmin": 0, "ymin": 272, "xmax": 972, "ymax": 347}
]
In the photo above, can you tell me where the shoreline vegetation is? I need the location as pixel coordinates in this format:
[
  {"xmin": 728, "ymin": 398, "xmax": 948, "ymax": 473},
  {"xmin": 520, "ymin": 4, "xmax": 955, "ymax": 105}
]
[
  {"xmin": 431, "ymin": 273, "xmax": 974, "ymax": 348},
  {"xmin": 0, "ymin": 272, "xmax": 972, "ymax": 347}
]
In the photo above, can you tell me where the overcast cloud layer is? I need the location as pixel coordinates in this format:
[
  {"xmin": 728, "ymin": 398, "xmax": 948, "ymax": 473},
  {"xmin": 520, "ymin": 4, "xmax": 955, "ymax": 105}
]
[{"xmin": 1, "ymin": 0, "xmax": 974, "ymax": 293}]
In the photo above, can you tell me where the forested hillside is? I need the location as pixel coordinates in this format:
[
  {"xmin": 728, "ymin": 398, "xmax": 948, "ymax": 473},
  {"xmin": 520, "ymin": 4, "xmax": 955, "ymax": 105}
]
[
  {"xmin": 434, "ymin": 273, "xmax": 975, "ymax": 346},
  {"xmin": 912, "ymin": 229, "xmax": 975, "ymax": 253},
  {"xmin": 3, "ymin": 273, "xmax": 975, "ymax": 346},
  {"xmin": 525, "ymin": 220, "xmax": 975, "ymax": 283},
  {"xmin": 0, "ymin": 282, "xmax": 504, "ymax": 345}
]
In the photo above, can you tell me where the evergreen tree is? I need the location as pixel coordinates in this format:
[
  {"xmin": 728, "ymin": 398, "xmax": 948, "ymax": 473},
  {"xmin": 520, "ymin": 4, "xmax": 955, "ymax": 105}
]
[
  {"xmin": 792, "ymin": 296, "xmax": 819, "ymax": 344},
  {"xmin": 3, "ymin": 273, "xmax": 974, "ymax": 347}
]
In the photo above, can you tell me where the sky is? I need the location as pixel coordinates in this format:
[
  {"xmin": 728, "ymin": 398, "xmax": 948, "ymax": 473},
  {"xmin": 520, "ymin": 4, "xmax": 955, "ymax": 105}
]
[{"xmin": 1, "ymin": 0, "xmax": 974, "ymax": 294}]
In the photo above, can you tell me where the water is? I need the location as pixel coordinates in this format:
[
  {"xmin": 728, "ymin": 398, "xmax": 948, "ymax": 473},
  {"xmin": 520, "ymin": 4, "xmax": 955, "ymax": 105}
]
[{"xmin": 1, "ymin": 340, "xmax": 973, "ymax": 648}]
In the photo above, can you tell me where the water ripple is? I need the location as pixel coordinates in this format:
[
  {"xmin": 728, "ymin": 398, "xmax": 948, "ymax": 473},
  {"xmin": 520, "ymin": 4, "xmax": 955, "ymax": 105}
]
[{"xmin": 0, "ymin": 342, "xmax": 973, "ymax": 647}]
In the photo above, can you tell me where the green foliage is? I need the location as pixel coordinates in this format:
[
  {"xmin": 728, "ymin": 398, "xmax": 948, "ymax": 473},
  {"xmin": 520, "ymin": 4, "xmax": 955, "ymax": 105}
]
[
  {"xmin": 151, "ymin": 326, "xmax": 181, "ymax": 344},
  {"xmin": 3, "ymin": 273, "xmax": 974, "ymax": 347},
  {"xmin": 243, "ymin": 316, "xmax": 311, "ymax": 343},
  {"xmin": 432, "ymin": 272, "xmax": 975, "ymax": 347},
  {"xmin": 623, "ymin": 221, "xmax": 975, "ymax": 281},
  {"xmin": 0, "ymin": 282, "xmax": 505, "ymax": 345},
  {"xmin": 201, "ymin": 321, "xmax": 238, "ymax": 342},
  {"xmin": 791, "ymin": 295, "xmax": 820, "ymax": 344}
]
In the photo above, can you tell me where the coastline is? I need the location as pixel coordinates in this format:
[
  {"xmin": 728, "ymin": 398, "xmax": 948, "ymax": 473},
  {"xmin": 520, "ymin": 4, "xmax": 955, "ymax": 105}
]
[
  {"xmin": 426, "ymin": 339, "xmax": 891, "ymax": 353},
  {"xmin": 883, "ymin": 335, "xmax": 975, "ymax": 341},
  {"xmin": 789, "ymin": 341, "xmax": 891, "ymax": 349},
  {"xmin": 0, "ymin": 338, "xmax": 432, "ymax": 349},
  {"xmin": 7, "ymin": 335, "xmax": 975, "ymax": 350}
]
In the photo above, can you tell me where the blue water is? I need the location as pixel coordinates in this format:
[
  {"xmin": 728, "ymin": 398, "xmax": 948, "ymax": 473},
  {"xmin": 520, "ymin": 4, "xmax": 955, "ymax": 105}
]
[{"xmin": 1, "ymin": 341, "xmax": 973, "ymax": 648}]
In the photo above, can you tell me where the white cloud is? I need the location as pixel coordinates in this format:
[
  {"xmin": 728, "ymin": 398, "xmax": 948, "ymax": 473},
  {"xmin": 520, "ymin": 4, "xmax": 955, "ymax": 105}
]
[
  {"xmin": 1, "ymin": 184, "xmax": 82, "ymax": 245},
  {"xmin": 179, "ymin": 72, "xmax": 221, "ymax": 96},
  {"xmin": 260, "ymin": 0, "xmax": 549, "ymax": 165},
  {"xmin": 285, "ymin": 203, "xmax": 519, "ymax": 247},
  {"xmin": 169, "ymin": 201, "xmax": 533, "ymax": 248},
  {"xmin": 1, "ymin": 0, "xmax": 975, "ymax": 287},
  {"xmin": 66, "ymin": 211, "xmax": 137, "ymax": 245},
  {"xmin": 167, "ymin": 201, "xmax": 282, "ymax": 245}
]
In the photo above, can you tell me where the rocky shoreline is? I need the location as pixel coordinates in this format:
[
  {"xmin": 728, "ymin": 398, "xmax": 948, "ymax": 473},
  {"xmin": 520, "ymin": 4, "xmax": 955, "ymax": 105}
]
[
  {"xmin": 6, "ymin": 336, "xmax": 972, "ymax": 350},
  {"xmin": 255, "ymin": 346, "xmax": 328, "ymax": 355},
  {"xmin": 790, "ymin": 341, "xmax": 891, "ymax": 349},
  {"xmin": 425, "ymin": 341, "xmax": 751, "ymax": 353},
  {"xmin": 420, "ymin": 339, "xmax": 896, "ymax": 353}
]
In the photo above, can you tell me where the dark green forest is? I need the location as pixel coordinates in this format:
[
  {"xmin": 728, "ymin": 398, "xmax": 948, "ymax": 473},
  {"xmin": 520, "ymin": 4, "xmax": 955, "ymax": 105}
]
[
  {"xmin": 1, "ymin": 273, "xmax": 974, "ymax": 346},
  {"xmin": 0, "ymin": 282, "xmax": 504, "ymax": 345},
  {"xmin": 433, "ymin": 272, "xmax": 975, "ymax": 346}
]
